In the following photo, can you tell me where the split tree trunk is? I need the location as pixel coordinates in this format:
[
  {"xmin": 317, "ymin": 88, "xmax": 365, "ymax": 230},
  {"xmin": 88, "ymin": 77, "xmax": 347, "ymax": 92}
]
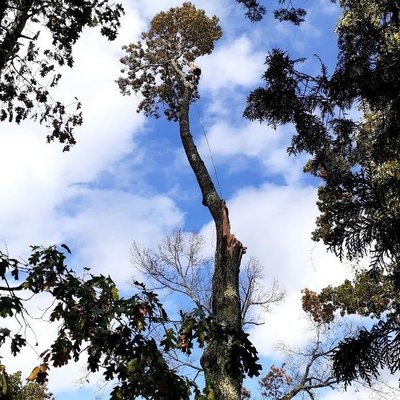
[{"xmin": 178, "ymin": 88, "xmax": 246, "ymax": 400}]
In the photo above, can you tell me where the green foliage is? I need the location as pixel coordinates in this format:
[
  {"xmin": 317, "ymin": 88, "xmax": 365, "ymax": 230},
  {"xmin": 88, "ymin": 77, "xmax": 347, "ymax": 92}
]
[
  {"xmin": 0, "ymin": 365, "xmax": 54, "ymax": 400},
  {"xmin": 245, "ymin": 0, "xmax": 400, "ymax": 387},
  {"xmin": 9, "ymin": 370, "xmax": 54, "ymax": 400},
  {"xmin": 0, "ymin": 363, "xmax": 8, "ymax": 397},
  {"xmin": 117, "ymin": 2, "xmax": 222, "ymax": 121},
  {"xmin": 175, "ymin": 309, "xmax": 211, "ymax": 354},
  {"xmin": 170, "ymin": 306, "xmax": 261, "ymax": 382},
  {"xmin": 235, "ymin": 0, "xmax": 266, "ymax": 21},
  {"xmin": 0, "ymin": 245, "xmax": 193, "ymax": 399},
  {"xmin": 302, "ymin": 269, "xmax": 394, "ymax": 323},
  {"xmin": 245, "ymin": 1, "xmax": 400, "ymax": 272},
  {"xmin": 0, "ymin": 0, "xmax": 124, "ymax": 150},
  {"xmin": 273, "ymin": 7, "xmax": 306, "ymax": 25},
  {"xmin": 302, "ymin": 264, "xmax": 400, "ymax": 387},
  {"xmin": 332, "ymin": 316, "xmax": 400, "ymax": 386},
  {"xmin": 235, "ymin": 0, "xmax": 307, "ymax": 24}
]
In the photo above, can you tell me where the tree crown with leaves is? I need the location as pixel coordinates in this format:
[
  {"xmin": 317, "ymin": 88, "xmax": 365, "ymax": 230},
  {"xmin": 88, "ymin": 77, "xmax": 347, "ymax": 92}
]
[{"xmin": 118, "ymin": 2, "xmax": 221, "ymax": 121}]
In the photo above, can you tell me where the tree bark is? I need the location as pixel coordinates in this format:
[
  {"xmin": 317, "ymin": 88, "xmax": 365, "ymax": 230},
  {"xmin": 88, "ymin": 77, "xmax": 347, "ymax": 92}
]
[{"xmin": 178, "ymin": 87, "xmax": 246, "ymax": 400}]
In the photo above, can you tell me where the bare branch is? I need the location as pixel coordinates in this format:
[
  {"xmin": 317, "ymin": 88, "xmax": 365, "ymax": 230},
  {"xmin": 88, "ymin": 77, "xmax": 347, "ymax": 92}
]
[
  {"xmin": 240, "ymin": 257, "xmax": 285, "ymax": 326},
  {"xmin": 131, "ymin": 228, "xmax": 283, "ymax": 379}
]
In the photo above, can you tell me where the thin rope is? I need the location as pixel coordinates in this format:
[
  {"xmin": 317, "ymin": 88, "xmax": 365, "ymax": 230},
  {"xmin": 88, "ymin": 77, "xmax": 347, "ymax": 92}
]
[{"xmin": 195, "ymin": 105, "xmax": 223, "ymax": 198}]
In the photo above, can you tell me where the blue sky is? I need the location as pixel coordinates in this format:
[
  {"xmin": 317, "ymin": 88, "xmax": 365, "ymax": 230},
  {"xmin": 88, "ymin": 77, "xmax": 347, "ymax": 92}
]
[{"xmin": 1, "ymin": 0, "xmax": 397, "ymax": 399}]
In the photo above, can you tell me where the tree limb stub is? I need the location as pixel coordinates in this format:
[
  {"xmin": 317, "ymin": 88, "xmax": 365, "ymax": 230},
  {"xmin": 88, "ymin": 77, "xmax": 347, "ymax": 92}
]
[{"xmin": 221, "ymin": 200, "xmax": 247, "ymax": 258}]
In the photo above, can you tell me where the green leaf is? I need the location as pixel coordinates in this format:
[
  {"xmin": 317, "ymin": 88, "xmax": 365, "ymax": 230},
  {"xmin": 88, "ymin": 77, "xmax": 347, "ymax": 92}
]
[
  {"xmin": 0, "ymin": 297, "xmax": 22, "ymax": 317},
  {"xmin": 161, "ymin": 328, "xmax": 177, "ymax": 351},
  {"xmin": 0, "ymin": 259, "xmax": 8, "ymax": 280},
  {"xmin": 10, "ymin": 334, "xmax": 26, "ymax": 356},
  {"xmin": 111, "ymin": 286, "xmax": 119, "ymax": 301}
]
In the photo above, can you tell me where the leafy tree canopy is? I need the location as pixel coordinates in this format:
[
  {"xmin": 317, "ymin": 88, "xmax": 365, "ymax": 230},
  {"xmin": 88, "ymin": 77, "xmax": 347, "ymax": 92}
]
[
  {"xmin": 0, "ymin": 245, "xmax": 195, "ymax": 399},
  {"xmin": 0, "ymin": 0, "xmax": 124, "ymax": 150},
  {"xmin": 118, "ymin": 1, "xmax": 222, "ymax": 121},
  {"xmin": 302, "ymin": 268, "xmax": 394, "ymax": 325},
  {"xmin": 0, "ymin": 368, "xmax": 54, "ymax": 400}
]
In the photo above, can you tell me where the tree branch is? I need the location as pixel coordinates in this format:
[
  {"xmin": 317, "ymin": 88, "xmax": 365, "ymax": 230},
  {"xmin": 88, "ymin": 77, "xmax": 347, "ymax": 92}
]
[
  {"xmin": 0, "ymin": 283, "xmax": 25, "ymax": 291},
  {"xmin": 0, "ymin": 0, "xmax": 35, "ymax": 72}
]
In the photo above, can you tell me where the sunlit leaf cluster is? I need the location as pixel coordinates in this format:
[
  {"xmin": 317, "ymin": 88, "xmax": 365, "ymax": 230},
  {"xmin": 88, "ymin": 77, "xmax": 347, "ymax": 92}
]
[
  {"xmin": 302, "ymin": 268, "xmax": 394, "ymax": 324},
  {"xmin": 117, "ymin": 2, "xmax": 222, "ymax": 121}
]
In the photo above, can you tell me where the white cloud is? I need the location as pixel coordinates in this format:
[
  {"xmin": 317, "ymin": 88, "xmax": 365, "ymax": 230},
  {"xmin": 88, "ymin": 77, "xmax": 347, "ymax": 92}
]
[
  {"xmin": 250, "ymin": 293, "xmax": 314, "ymax": 358},
  {"xmin": 320, "ymin": 376, "xmax": 400, "ymax": 400},
  {"xmin": 197, "ymin": 120, "xmax": 307, "ymax": 184},
  {"xmin": 200, "ymin": 35, "xmax": 265, "ymax": 93},
  {"xmin": 199, "ymin": 183, "xmax": 352, "ymax": 355},
  {"xmin": 0, "ymin": 3, "xmax": 148, "ymax": 252},
  {"xmin": 60, "ymin": 188, "xmax": 183, "ymax": 287}
]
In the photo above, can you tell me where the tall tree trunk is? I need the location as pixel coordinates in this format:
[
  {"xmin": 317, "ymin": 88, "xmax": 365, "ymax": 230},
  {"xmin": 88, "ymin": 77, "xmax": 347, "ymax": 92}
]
[{"xmin": 178, "ymin": 88, "xmax": 246, "ymax": 400}]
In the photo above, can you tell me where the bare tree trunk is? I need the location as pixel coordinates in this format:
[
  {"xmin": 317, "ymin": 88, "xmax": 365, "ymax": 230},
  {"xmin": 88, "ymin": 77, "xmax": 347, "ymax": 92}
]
[{"xmin": 178, "ymin": 88, "xmax": 246, "ymax": 400}]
